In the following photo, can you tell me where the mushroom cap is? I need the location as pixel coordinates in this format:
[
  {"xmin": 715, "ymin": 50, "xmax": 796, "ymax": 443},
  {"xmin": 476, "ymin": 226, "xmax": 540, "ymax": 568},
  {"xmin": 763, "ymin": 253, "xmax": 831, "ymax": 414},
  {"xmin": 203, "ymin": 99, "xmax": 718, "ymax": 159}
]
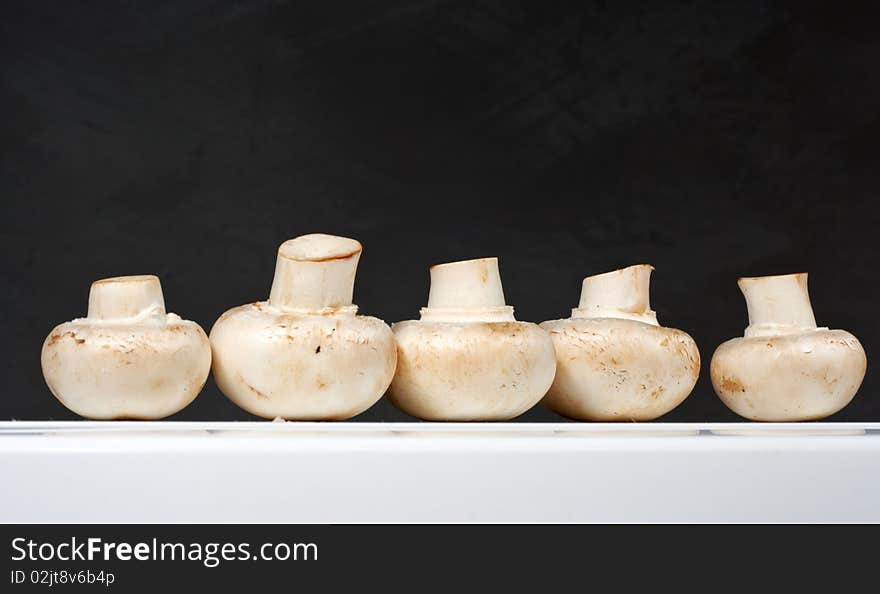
[
  {"xmin": 387, "ymin": 320, "xmax": 556, "ymax": 421},
  {"xmin": 209, "ymin": 303, "xmax": 397, "ymax": 420},
  {"xmin": 541, "ymin": 317, "xmax": 700, "ymax": 421},
  {"xmin": 41, "ymin": 318, "xmax": 211, "ymax": 420},
  {"xmin": 710, "ymin": 329, "xmax": 866, "ymax": 421}
]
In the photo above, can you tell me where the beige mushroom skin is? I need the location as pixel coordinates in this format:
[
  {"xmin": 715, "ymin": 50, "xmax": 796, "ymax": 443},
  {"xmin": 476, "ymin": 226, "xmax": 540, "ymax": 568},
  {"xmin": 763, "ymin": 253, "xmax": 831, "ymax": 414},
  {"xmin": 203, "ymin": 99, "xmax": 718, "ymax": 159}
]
[
  {"xmin": 40, "ymin": 275, "xmax": 211, "ymax": 420},
  {"xmin": 209, "ymin": 234, "xmax": 396, "ymax": 420},
  {"xmin": 711, "ymin": 273, "xmax": 866, "ymax": 421},
  {"xmin": 387, "ymin": 257, "xmax": 556, "ymax": 421},
  {"xmin": 541, "ymin": 265, "xmax": 700, "ymax": 421}
]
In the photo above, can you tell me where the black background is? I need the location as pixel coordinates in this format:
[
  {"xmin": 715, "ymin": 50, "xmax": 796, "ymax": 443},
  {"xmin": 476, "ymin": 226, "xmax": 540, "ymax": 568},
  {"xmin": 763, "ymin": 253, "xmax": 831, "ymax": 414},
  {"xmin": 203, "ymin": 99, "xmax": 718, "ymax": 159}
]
[{"xmin": 2, "ymin": 1, "xmax": 877, "ymax": 421}]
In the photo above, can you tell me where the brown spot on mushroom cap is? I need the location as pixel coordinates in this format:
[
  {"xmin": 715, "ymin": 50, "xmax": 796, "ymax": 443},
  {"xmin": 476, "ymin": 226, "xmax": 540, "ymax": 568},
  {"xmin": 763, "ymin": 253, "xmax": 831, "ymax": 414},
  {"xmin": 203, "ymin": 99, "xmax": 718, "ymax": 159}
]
[
  {"xmin": 47, "ymin": 331, "xmax": 85, "ymax": 345},
  {"xmin": 240, "ymin": 376, "xmax": 269, "ymax": 400},
  {"xmin": 720, "ymin": 376, "xmax": 745, "ymax": 393}
]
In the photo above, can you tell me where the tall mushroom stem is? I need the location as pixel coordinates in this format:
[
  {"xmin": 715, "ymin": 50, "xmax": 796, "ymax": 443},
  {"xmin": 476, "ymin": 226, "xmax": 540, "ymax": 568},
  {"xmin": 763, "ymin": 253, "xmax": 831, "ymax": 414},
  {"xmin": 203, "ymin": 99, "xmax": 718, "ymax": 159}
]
[
  {"xmin": 268, "ymin": 234, "xmax": 362, "ymax": 313},
  {"xmin": 420, "ymin": 257, "xmax": 515, "ymax": 322},
  {"xmin": 87, "ymin": 275, "xmax": 166, "ymax": 320},
  {"xmin": 571, "ymin": 264, "xmax": 658, "ymax": 325},
  {"xmin": 738, "ymin": 273, "xmax": 819, "ymax": 337}
]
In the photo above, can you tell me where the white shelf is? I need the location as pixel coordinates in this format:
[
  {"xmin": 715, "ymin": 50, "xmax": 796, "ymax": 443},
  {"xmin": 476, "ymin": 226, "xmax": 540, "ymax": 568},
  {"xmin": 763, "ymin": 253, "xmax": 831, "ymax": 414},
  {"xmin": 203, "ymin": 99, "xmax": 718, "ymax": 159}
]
[{"xmin": 2, "ymin": 421, "xmax": 878, "ymax": 522}]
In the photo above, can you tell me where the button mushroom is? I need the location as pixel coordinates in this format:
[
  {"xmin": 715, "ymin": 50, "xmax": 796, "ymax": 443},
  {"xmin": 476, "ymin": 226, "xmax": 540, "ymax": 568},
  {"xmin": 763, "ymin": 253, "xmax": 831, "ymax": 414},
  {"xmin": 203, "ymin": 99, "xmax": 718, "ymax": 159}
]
[
  {"xmin": 388, "ymin": 257, "xmax": 557, "ymax": 421},
  {"xmin": 540, "ymin": 264, "xmax": 700, "ymax": 421},
  {"xmin": 41, "ymin": 275, "xmax": 211, "ymax": 419},
  {"xmin": 209, "ymin": 234, "xmax": 397, "ymax": 420},
  {"xmin": 711, "ymin": 273, "xmax": 866, "ymax": 421}
]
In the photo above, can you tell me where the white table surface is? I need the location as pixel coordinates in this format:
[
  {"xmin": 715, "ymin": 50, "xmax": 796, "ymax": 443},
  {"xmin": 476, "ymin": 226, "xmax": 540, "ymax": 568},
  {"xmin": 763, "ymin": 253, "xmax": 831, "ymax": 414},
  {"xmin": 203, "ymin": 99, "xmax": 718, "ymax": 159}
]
[{"xmin": 1, "ymin": 421, "xmax": 878, "ymax": 523}]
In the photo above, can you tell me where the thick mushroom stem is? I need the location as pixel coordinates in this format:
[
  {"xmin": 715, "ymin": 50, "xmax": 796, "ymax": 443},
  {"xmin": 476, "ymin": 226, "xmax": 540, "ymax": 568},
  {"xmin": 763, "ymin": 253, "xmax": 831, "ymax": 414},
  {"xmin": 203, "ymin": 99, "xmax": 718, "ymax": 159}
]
[
  {"xmin": 738, "ymin": 273, "xmax": 818, "ymax": 337},
  {"xmin": 572, "ymin": 264, "xmax": 658, "ymax": 325},
  {"xmin": 268, "ymin": 234, "xmax": 362, "ymax": 313},
  {"xmin": 420, "ymin": 257, "xmax": 515, "ymax": 322},
  {"xmin": 87, "ymin": 275, "xmax": 166, "ymax": 320}
]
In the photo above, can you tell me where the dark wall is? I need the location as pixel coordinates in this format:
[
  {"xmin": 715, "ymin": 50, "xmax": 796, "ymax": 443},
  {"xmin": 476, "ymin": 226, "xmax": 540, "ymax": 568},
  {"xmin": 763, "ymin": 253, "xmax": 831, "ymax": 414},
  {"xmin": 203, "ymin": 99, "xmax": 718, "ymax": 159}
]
[{"xmin": 2, "ymin": 1, "xmax": 877, "ymax": 421}]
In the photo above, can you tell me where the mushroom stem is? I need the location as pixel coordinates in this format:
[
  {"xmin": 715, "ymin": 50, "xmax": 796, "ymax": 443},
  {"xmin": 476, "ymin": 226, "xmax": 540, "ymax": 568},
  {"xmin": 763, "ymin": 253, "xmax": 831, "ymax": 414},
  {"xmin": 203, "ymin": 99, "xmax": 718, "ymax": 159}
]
[
  {"xmin": 87, "ymin": 275, "xmax": 166, "ymax": 320},
  {"xmin": 421, "ymin": 257, "xmax": 514, "ymax": 322},
  {"xmin": 572, "ymin": 264, "xmax": 658, "ymax": 325},
  {"xmin": 268, "ymin": 234, "xmax": 362, "ymax": 312},
  {"xmin": 738, "ymin": 273, "xmax": 818, "ymax": 337}
]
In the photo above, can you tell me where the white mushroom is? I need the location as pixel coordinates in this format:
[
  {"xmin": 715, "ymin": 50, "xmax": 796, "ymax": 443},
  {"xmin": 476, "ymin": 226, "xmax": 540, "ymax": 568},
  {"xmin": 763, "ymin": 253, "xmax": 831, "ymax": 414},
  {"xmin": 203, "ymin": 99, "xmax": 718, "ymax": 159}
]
[
  {"xmin": 540, "ymin": 265, "xmax": 700, "ymax": 421},
  {"xmin": 711, "ymin": 273, "xmax": 866, "ymax": 421},
  {"xmin": 40, "ymin": 275, "xmax": 211, "ymax": 420},
  {"xmin": 209, "ymin": 234, "xmax": 397, "ymax": 420},
  {"xmin": 388, "ymin": 257, "xmax": 556, "ymax": 421}
]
